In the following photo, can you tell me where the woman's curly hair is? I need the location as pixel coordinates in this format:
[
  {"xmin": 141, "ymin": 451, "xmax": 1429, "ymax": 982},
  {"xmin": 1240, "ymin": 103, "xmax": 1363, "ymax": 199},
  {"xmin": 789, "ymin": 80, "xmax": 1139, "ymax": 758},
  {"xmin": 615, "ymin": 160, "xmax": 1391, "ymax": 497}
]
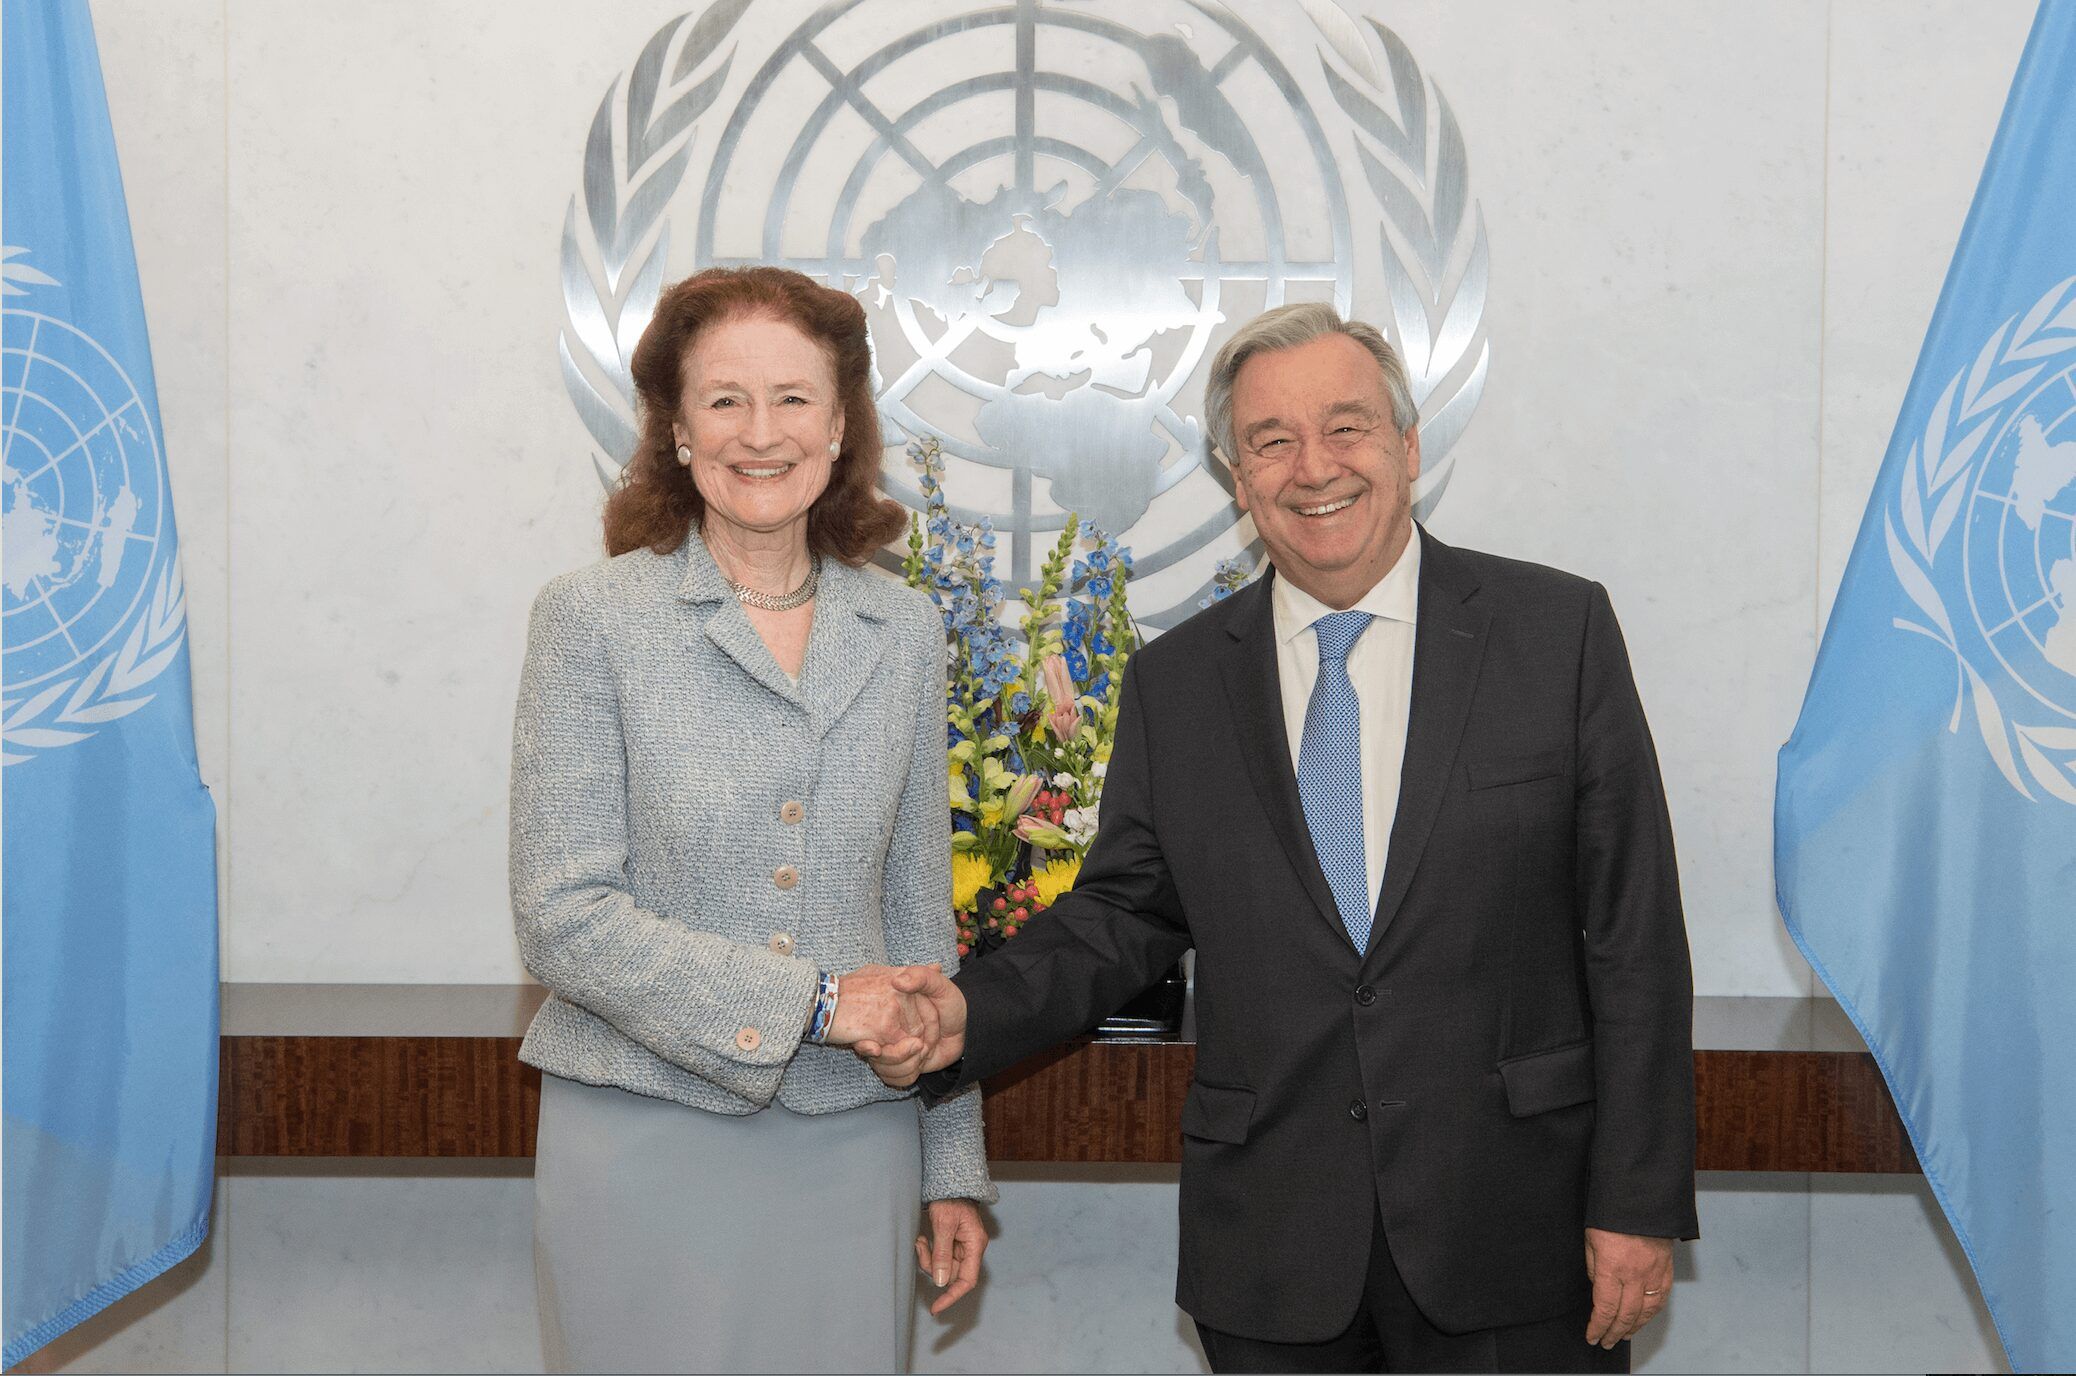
[{"xmin": 602, "ymin": 266, "xmax": 905, "ymax": 564}]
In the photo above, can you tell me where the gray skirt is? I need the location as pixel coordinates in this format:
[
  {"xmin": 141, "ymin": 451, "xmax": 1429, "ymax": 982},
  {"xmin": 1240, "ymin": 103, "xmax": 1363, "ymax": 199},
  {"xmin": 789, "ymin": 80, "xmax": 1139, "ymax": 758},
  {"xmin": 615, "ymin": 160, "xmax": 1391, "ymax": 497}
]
[{"xmin": 533, "ymin": 1073, "xmax": 923, "ymax": 1374}]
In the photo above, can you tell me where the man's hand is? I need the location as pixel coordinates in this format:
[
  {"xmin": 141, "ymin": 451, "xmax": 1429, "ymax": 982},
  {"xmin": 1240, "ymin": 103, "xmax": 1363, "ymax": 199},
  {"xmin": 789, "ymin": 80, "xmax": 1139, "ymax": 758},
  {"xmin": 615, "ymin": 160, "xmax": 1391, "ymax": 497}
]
[
  {"xmin": 823, "ymin": 965, "xmax": 938, "ymax": 1062},
  {"xmin": 1583, "ymin": 1227, "xmax": 1674, "ymax": 1348},
  {"xmin": 915, "ymin": 1199, "xmax": 988, "ymax": 1315},
  {"xmin": 855, "ymin": 965, "xmax": 967, "ymax": 1087}
]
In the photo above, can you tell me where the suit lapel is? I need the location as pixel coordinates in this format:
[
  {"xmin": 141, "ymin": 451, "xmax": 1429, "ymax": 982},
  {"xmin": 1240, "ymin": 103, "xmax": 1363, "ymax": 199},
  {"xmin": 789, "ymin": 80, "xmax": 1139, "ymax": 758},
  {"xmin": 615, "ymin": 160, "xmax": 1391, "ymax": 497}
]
[
  {"xmin": 1369, "ymin": 532, "xmax": 1490, "ymax": 950},
  {"xmin": 1218, "ymin": 575, "xmax": 1347, "ymax": 943}
]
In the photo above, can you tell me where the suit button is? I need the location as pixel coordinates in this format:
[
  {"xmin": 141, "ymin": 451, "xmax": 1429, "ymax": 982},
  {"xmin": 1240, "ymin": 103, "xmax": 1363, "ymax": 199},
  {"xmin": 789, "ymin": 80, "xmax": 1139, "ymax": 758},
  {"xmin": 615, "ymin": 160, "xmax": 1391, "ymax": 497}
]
[
  {"xmin": 768, "ymin": 931, "xmax": 795, "ymax": 955},
  {"xmin": 773, "ymin": 864, "xmax": 799, "ymax": 891},
  {"xmin": 1348, "ymin": 1099, "xmax": 1368, "ymax": 1122},
  {"xmin": 736, "ymin": 1027, "xmax": 762, "ymax": 1053},
  {"xmin": 779, "ymin": 800, "xmax": 805, "ymax": 824},
  {"xmin": 1354, "ymin": 984, "xmax": 1377, "ymax": 1006}
]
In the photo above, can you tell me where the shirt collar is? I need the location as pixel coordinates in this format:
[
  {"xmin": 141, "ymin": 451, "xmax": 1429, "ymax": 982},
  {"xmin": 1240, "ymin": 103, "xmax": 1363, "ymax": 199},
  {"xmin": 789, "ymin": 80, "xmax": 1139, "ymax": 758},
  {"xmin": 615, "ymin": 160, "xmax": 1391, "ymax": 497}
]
[{"xmin": 1271, "ymin": 525, "xmax": 1424, "ymax": 646}]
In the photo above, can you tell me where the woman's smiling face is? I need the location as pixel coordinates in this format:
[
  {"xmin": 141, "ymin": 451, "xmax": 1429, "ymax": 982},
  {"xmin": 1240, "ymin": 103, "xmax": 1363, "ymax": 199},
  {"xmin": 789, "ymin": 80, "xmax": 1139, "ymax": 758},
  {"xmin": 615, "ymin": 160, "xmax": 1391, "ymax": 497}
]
[{"xmin": 674, "ymin": 313, "xmax": 844, "ymax": 544}]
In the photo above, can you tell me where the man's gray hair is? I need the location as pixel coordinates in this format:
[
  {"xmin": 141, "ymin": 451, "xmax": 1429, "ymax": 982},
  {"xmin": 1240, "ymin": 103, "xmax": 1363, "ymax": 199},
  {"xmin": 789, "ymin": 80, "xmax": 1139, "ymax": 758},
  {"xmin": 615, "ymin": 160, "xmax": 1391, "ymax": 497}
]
[{"xmin": 1204, "ymin": 302, "xmax": 1419, "ymax": 464}]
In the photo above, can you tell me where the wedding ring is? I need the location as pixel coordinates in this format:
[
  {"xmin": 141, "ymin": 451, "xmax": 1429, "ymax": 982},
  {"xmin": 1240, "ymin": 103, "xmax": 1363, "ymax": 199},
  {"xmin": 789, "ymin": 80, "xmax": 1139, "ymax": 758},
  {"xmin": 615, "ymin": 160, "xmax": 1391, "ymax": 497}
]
[{"xmin": 1642, "ymin": 1288, "xmax": 1664, "ymax": 1296}]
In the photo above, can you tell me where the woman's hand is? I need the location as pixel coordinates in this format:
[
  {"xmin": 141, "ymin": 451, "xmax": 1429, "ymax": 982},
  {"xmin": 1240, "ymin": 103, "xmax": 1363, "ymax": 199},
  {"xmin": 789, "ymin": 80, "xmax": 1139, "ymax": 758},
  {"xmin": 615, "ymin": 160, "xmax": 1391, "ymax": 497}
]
[
  {"xmin": 825, "ymin": 964, "xmax": 939, "ymax": 1057},
  {"xmin": 916, "ymin": 1199, "xmax": 988, "ymax": 1315},
  {"xmin": 855, "ymin": 965, "xmax": 965, "ymax": 1086}
]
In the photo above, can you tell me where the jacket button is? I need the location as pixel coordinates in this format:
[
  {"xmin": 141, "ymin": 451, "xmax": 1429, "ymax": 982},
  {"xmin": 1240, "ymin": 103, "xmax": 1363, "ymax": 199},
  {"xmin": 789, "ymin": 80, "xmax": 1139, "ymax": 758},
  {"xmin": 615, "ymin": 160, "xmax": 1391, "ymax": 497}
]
[
  {"xmin": 779, "ymin": 800, "xmax": 805, "ymax": 824},
  {"xmin": 736, "ymin": 1027, "xmax": 762, "ymax": 1053},
  {"xmin": 1354, "ymin": 984, "xmax": 1377, "ymax": 1006},
  {"xmin": 1348, "ymin": 1099, "xmax": 1368, "ymax": 1122},
  {"xmin": 768, "ymin": 931, "xmax": 795, "ymax": 955},
  {"xmin": 773, "ymin": 864, "xmax": 799, "ymax": 891}
]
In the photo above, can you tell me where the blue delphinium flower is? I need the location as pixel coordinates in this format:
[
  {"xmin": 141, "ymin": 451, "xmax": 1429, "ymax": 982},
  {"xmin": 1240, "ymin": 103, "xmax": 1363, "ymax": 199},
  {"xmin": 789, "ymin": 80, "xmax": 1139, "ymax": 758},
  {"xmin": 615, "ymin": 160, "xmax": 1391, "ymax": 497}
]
[{"xmin": 1200, "ymin": 554, "xmax": 1260, "ymax": 608}]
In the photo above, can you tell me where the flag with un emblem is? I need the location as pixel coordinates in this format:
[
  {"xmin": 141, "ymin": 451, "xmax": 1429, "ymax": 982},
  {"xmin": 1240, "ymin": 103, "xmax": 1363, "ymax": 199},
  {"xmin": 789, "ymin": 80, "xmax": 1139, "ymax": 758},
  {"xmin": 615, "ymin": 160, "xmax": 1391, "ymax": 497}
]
[
  {"xmin": 1776, "ymin": 4, "xmax": 2076, "ymax": 1368},
  {"xmin": 2, "ymin": 1, "xmax": 219, "ymax": 1363}
]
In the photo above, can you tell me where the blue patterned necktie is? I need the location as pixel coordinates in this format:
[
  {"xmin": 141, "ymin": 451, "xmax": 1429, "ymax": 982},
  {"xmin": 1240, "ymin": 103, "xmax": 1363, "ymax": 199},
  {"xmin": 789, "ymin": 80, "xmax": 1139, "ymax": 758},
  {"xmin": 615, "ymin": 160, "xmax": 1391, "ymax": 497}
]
[{"xmin": 1298, "ymin": 610, "xmax": 1374, "ymax": 951}]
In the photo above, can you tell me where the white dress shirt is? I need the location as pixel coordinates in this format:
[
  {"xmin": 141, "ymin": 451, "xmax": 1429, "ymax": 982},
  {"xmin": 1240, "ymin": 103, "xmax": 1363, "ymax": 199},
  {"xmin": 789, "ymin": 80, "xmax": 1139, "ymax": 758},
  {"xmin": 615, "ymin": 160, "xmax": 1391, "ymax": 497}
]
[{"xmin": 1270, "ymin": 528, "xmax": 1423, "ymax": 921}]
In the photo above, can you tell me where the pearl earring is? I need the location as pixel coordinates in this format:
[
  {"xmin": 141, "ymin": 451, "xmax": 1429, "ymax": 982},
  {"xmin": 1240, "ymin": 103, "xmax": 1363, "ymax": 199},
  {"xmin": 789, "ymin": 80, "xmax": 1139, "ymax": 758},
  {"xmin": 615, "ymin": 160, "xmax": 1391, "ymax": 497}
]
[
  {"xmin": 828, "ymin": 439, "xmax": 841, "ymax": 457},
  {"xmin": 676, "ymin": 445, "xmax": 692, "ymax": 465}
]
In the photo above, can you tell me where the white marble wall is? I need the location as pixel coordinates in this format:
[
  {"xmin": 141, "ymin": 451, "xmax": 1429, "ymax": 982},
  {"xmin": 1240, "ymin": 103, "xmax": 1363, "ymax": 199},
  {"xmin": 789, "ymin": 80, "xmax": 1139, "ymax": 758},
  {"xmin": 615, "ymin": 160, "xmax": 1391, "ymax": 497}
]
[
  {"xmin": 97, "ymin": 0, "xmax": 2033, "ymax": 994},
  {"xmin": 61, "ymin": 1, "xmax": 2042, "ymax": 1372},
  {"xmin": 1419, "ymin": 0, "xmax": 1832, "ymax": 998},
  {"xmin": 33, "ymin": 1168, "xmax": 2008, "ymax": 1375}
]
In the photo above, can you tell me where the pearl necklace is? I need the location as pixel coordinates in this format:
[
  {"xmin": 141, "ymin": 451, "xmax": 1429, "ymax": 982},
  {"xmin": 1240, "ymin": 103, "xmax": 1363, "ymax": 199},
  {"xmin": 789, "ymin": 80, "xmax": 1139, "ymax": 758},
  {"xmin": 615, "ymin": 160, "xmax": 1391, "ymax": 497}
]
[{"xmin": 727, "ymin": 559, "xmax": 819, "ymax": 611}]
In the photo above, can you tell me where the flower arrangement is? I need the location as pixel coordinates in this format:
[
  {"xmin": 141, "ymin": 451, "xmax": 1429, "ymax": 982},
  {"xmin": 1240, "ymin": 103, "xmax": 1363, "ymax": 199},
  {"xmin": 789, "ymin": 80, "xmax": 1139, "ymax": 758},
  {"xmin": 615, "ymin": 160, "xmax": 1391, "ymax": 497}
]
[{"xmin": 901, "ymin": 437, "xmax": 1138, "ymax": 958}]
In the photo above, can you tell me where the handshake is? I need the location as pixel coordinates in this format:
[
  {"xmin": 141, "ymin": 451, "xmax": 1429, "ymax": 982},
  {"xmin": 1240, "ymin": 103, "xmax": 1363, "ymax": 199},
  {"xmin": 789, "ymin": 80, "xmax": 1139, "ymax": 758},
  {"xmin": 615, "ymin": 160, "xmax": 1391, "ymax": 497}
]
[{"xmin": 822, "ymin": 965, "xmax": 969, "ymax": 1087}]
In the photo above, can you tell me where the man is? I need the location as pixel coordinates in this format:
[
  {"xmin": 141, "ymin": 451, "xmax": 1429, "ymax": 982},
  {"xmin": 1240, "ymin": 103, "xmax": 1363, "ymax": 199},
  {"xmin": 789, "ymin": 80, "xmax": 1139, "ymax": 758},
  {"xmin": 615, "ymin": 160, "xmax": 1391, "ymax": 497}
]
[{"xmin": 868, "ymin": 304, "xmax": 1697, "ymax": 1373}]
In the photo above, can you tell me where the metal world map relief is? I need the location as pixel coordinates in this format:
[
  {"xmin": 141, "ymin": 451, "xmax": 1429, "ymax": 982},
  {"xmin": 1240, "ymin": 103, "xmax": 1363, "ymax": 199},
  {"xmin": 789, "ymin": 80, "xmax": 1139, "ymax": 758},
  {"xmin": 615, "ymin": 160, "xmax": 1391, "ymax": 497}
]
[{"xmin": 559, "ymin": 0, "xmax": 1489, "ymax": 629}]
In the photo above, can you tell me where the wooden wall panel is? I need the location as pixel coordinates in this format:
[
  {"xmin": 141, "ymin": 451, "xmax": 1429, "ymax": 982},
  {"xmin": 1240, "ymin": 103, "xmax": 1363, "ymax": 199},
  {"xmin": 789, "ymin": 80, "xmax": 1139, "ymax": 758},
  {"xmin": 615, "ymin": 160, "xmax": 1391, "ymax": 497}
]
[
  {"xmin": 219, "ymin": 1037, "xmax": 540, "ymax": 1157},
  {"xmin": 217, "ymin": 1036, "xmax": 1918, "ymax": 1172},
  {"xmin": 1693, "ymin": 1049, "xmax": 1917, "ymax": 1174},
  {"xmin": 981, "ymin": 1041, "xmax": 1197, "ymax": 1163}
]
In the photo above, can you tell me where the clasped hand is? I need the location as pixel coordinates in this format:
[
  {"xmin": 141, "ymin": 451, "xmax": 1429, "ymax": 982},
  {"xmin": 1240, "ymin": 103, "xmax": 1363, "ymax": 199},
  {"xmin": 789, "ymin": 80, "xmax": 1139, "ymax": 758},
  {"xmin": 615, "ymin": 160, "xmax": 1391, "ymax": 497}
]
[{"xmin": 821, "ymin": 964, "xmax": 967, "ymax": 1087}]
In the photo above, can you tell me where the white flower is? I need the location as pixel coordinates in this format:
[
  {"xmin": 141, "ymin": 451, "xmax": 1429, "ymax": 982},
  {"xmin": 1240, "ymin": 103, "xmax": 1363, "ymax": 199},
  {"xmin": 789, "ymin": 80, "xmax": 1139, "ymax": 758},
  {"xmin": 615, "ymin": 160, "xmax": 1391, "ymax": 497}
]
[
  {"xmin": 1063, "ymin": 806, "xmax": 1099, "ymax": 846},
  {"xmin": 1092, "ymin": 761, "xmax": 1108, "ymax": 780},
  {"xmin": 1052, "ymin": 772, "xmax": 1077, "ymax": 789}
]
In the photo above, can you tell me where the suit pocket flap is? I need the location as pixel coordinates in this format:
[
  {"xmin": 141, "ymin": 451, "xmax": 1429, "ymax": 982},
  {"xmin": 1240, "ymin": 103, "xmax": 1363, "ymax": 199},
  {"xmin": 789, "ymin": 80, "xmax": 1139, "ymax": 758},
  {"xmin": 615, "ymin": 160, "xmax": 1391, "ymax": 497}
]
[
  {"xmin": 1498, "ymin": 1041, "xmax": 1596, "ymax": 1116},
  {"xmin": 1180, "ymin": 1081, "xmax": 1257, "ymax": 1144},
  {"xmin": 1466, "ymin": 748, "xmax": 1567, "ymax": 790}
]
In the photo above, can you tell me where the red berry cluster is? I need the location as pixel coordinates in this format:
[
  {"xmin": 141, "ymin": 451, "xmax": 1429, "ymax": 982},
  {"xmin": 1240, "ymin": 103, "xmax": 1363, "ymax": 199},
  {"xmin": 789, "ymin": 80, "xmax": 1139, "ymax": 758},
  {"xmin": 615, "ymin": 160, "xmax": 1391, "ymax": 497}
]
[
  {"xmin": 989, "ymin": 879, "xmax": 1042, "ymax": 938},
  {"xmin": 1025, "ymin": 788, "xmax": 1072, "ymax": 827},
  {"xmin": 956, "ymin": 878, "xmax": 1045, "ymax": 955}
]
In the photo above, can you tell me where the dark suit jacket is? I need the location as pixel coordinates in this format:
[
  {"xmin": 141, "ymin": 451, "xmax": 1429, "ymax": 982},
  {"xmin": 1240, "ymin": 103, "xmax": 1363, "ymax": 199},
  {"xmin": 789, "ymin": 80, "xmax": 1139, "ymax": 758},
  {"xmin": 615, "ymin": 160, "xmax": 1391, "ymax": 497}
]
[{"xmin": 928, "ymin": 528, "xmax": 1698, "ymax": 1343}]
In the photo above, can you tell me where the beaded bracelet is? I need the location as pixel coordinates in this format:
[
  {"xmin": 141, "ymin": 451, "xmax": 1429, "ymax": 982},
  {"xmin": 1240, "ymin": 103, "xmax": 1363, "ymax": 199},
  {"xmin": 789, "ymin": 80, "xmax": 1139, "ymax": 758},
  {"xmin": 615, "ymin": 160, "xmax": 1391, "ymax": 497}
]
[{"xmin": 805, "ymin": 970, "xmax": 840, "ymax": 1044}]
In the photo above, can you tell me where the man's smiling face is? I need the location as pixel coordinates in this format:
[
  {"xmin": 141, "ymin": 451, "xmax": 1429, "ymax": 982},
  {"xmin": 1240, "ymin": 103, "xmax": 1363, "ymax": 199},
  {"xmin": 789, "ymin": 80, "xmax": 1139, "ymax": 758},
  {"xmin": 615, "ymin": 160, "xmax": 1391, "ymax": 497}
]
[{"xmin": 1230, "ymin": 331, "xmax": 1422, "ymax": 609}]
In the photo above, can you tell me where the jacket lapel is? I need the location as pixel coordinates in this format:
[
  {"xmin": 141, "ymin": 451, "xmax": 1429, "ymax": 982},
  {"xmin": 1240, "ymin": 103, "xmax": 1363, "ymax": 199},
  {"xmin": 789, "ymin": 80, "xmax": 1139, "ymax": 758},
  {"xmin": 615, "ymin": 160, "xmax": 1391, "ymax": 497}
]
[
  {"xmin": 1218, "ymin": 575, "xmax": 1347, "ymax": 942},
  {"xmin": 796, "ymin": 561, "xmax": 886, "ymax": 739},
  {"xmin": 1369, "ymin": 531, "xmax": 1490, "ymax": 950},
  {"xmin": 676, "ymin": 533, "xmax": 805, "ymax": 710}
]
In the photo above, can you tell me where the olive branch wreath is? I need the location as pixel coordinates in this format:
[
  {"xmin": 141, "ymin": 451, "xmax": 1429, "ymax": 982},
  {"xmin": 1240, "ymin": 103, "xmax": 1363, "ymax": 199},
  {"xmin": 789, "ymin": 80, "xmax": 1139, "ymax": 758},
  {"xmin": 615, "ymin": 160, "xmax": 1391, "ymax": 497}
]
[
  {"xmin": 2, "ymin": 559, "xmax": 189, "ymax": 765},
  {"xmin": 1884, "ymin": 274, "xmax": 2076, "ymax": 805},
  {"xmin": 1314, "ymin": 3, "xmax": 1490, "ymax": 520},
  {"xmin": 560, "ymin": 2, "xmax": 749, "ymax": 489}
]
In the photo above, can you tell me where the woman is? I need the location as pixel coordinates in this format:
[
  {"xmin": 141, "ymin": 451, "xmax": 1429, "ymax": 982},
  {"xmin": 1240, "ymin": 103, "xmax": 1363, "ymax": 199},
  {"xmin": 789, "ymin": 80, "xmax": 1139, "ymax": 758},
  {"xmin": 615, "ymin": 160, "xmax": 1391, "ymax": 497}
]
[{"xmin": 510, "ymin": 266, "xmax": 992, "ymax": 1374}]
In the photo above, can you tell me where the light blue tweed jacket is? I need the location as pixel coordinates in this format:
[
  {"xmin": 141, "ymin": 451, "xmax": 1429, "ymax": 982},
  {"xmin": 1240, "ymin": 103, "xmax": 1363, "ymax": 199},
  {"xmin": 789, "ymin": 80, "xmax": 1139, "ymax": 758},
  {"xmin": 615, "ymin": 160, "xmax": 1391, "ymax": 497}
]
[{"xmin": 509, "ymin": 530, "xmax": 993, "ymax": 1204}]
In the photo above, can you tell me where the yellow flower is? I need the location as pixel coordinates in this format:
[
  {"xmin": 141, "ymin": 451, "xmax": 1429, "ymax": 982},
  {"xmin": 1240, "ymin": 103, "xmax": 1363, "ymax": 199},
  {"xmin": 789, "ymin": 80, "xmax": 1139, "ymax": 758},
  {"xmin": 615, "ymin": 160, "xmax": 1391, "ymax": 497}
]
[
  {"xmin": 1093, "ymin": 740, "xmax": 1113, "ymax": 764},
  {"xmin": 1031, "ymin": 857, "xmax": 1082, "ymax": 909},
  {"xmin": 948, "ymin": 762, "xmax": 971, "ymax": 809},
  {"xmin": 978, "ymin": 800, "xmax": 1004, "ymax": 827},
  {"xmin": 951, "ymin": 853, "xmax": 995, "ymax": 912}
]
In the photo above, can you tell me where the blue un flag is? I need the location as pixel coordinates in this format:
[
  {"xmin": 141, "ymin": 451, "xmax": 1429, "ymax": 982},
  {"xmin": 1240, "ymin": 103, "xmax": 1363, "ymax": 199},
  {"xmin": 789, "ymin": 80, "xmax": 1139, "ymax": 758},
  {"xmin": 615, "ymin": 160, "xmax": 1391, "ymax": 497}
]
[
  {"xmin": 1776, "ymin": 4, "xmax": 2076, "ymax": 1369},
  {"xmin": 2, "ymin": 1, "xmax": 220, "ymax": 1363}
]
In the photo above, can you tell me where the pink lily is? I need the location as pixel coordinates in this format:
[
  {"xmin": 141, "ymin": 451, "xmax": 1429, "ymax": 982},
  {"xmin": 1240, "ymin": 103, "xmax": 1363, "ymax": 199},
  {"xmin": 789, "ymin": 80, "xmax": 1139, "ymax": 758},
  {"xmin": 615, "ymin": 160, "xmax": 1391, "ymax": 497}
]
[
  {"xmin": 1017, "ymin": 815, "xmax": 1072, "ymax": 848},
  {"xmin": 1002, "ymin": 772, "xmax": 1043, "ymax": 822},
  {"xmin": 1041, "ymin": 654, "xmax": 1080, "ymax": 740}
]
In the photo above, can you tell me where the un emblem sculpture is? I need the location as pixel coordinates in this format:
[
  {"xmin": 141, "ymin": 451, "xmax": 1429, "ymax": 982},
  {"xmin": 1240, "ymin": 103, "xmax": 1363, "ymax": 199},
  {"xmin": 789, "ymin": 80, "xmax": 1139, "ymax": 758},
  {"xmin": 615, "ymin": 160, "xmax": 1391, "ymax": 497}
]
[{"xmin": 559, "ymin": 0, "xmax": 1489, "ymax": 629}]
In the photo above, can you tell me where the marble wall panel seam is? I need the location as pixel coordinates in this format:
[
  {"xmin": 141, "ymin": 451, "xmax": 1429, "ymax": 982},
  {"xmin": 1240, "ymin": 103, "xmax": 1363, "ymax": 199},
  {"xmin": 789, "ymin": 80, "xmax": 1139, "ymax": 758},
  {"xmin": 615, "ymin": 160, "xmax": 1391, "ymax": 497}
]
[
  {"xmin": 1800, "ymin": 0, "xmax": 1838, "ymax": 1005},
  {"xmin": 218, "ymin": 0, "xmax": 235, "ymax": 970},
  {"xmin": 219, "ymin": 1156, "xmax": 231, "ymax": 1374},
  {"xmin": 1815, "ymin": 0, "xmax": 1835, "ymax": 659}
]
